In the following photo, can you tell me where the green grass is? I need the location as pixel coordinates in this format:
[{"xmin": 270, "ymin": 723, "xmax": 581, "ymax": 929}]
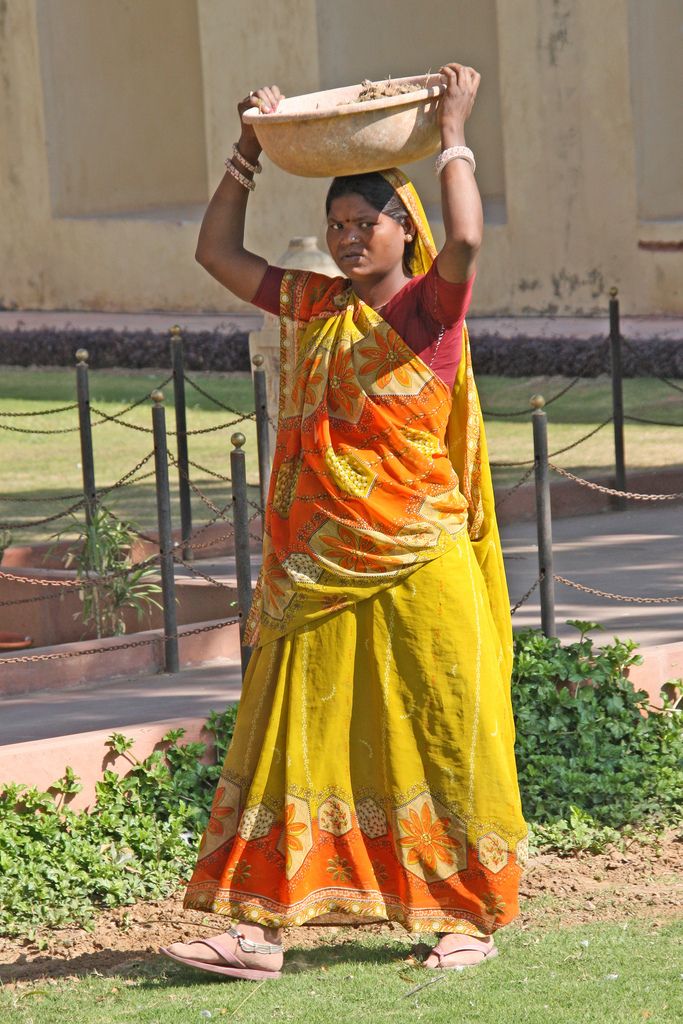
[
  {"xmin": 1, "ymin": 368, "xmax": 682, "ymax": 545},
  {"xmin": 478, "ymin": 373, "xmax": 683, "ymax": 486},
  {"xmin": 2, "ymin": 921, "xmax": 681, "ymax": 1023},
  {"xmin": 0, "ymin": 368, "xmax": 260, "ymax": 545}
]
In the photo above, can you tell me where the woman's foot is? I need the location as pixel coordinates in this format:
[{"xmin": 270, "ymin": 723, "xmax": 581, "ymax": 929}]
[
  {"xmin": 162, "ymin": 922, "xmax": 284, "ymax": 979},
  {"xmin": 424, "ymin": 933, "xmax": 497, "ymax": 969}
]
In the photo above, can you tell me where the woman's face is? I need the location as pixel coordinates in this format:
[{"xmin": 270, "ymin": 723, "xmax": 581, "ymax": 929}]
[{"xmin": 326, "ymin": 194, "xmax": 411, "ymax": 281}]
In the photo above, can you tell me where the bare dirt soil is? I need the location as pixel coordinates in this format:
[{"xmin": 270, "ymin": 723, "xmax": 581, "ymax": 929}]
[
  {"xmin": 350, "ymin": 79, "xmax": 423, "ymax": 103},
  {"xmin": 1, "ymin": 831, "xmax": 680, "ymax": 985}
]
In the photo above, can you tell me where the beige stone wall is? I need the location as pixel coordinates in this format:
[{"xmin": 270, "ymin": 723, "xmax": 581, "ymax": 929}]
[
  {"xmin": 36, "ymin": 0, "xmax": 208, "ymax": 216},
  {"xmin": 0, "ymin": 0, "xmax": 681, "ymax": 315}
]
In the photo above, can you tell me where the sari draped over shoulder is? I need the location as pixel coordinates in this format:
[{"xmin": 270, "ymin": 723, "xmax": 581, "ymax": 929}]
[
  {"xmin": 245, "ymin": 170, "xmax": 510, "ymax": 676},
  {"xmin": 184, "ymin": 170, "xmax": 527, "ymax": 936}
]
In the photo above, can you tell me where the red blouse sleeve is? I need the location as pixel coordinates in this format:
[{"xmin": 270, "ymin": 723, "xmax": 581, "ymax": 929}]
[
  {"xmin": 251, "ymin": 266, "xmax": 286, "ymax": 315},
  {"xmin": 421, "ymin": 261, "xmax": 475, "ymax": 326}
]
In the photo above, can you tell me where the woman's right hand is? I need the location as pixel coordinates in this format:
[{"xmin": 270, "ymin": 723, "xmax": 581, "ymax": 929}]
[{"xmin": 237, "ymin": 85, "xmax": 284, "ymax": 157}]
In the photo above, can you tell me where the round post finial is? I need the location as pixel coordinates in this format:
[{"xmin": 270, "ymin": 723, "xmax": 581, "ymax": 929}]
[
  {"xmin": 609, "ymin": 286, "xmax": 618, "ymax": 299},
  {"xmin": 231, "ymin": 431, "xmax": 246, "ymax": 449},
  {"xmin": 151, "ymin": 389, "xmax": 164, "ymax": 404},
  {"xmin": 530, "ymin": 394, "xmax": 546, "ymax": 409},
  {"xmin": 170, "ymin": 324, "xmax": 182, "ymax": 337},
  {"xmin": 75, "ymin": 348, "xmax": 89, "ymax": 364},
  {"xmin": 252, "ymin": 353, "xmax": 265, "ymax": 368}
]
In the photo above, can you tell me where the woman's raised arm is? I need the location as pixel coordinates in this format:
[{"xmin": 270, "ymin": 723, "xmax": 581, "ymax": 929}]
[
  {"xmin": 195, "ymin": 86, "xmax": 283, "ymax": 302},
  {"xmin": 435, "ymin": 64, "xmax": 483, "ymax": 284}
]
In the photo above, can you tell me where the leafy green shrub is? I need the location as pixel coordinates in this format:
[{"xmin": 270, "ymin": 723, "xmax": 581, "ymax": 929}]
[
  {"xmin": 55, "ymin": 508, "xmax": 162, "ymax": 638},
  {"xmin": 1, "ymin": 624, "xmax": 682, "ymax": 939},
  {"xmin": 512, "ymin": 623, "xmax": 683, "ymax": 830},
  {"xmin": 0, "ymin": 707, "xmax": 237, "ymax": 938}
]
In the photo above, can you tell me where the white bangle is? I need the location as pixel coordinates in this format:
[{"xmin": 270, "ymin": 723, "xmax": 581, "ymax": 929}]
[
  {"xmin": 232, "ymin": 143, "xmax": 262, "ymax": 175},
  {"xmin": 435, "ymin": 146, "xmax": 476, "ymax": 176},
  {"xmin": 224, "ymin": 158, "xmax": 255, "ymax": 191}
]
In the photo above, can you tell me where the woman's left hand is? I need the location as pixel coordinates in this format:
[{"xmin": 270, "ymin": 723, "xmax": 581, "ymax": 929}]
[{"xmin": 437, "ymin": 63, "xmax": 481, "ymax": 146}]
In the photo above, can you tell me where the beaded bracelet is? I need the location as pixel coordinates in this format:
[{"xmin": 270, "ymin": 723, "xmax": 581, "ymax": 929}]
[
  {"xmin": 224, "ymin": 158, "xmax": 255, "ymax": 191},
  {"xmin": 435, "ymin": 146, "xmax": 476, "ymax": 176},
  {"xmin": 232, "ymin": 143, "xmax": 262, "ymax": 175}
]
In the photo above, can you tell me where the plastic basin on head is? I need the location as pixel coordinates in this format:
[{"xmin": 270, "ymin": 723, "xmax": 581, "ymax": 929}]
[{"xmin": 242, "ymin": 74, "xmax": 446, "ymax": 178}]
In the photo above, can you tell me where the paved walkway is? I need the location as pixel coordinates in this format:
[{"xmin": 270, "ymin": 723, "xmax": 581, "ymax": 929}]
[
  {"xmin": 0, "ymin": 662, "xmax": 243, "ymax": 746},
  {"xmin": 1, "ymin": 504, "xmax": 680, "ymax": 747},
  {"xmin": 2, "ymin": 309, "xmax": 682, "ymax": 341},
  {"xmin": 501, "ymin": 504, "xmax": 683, "ymax": 647}
]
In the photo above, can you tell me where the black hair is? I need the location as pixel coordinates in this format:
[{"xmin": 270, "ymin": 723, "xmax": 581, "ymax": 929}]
[{"xmin": 325, "ymin": 172, "xmax": 417, "ymax": 273}]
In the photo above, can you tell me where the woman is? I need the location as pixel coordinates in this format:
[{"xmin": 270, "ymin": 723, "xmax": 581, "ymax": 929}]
[{"xmin": 163, "ymin": 64, "xmax": 527, "ymax": 980}]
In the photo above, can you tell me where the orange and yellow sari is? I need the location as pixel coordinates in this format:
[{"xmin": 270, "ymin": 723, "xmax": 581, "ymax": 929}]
[{"xmin": 184, "ymin": 170, "xmax": 528, "ymax": 936}]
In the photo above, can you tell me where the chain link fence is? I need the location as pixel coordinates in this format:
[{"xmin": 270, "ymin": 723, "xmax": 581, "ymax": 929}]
[{"xmin": 2, "ymin": 302, "xmax": 682, "ymax": 676}]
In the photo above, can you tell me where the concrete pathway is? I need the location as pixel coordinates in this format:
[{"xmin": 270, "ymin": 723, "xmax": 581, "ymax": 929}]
[
  {"xmin": 502, "ymin": 504, "xmax": 683, "ymax": 646},
  {"xmin": 1, "ymin": 504, "xmax": 681, "ymax": 748},
  {"xmin": 2, "ymin": 309, "xmax": 683, "ymax": 341},
  {"xmin": 0, "ymin": 661, "xmax": 243, "ymax": 746},
  {"xmin": 0, "ymin": 309, "xmax": 262, "ymax": 335}
]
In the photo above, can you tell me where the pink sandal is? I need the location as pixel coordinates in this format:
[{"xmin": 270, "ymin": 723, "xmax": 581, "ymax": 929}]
[
  {"xmin": 426, "ymin": 935, "xmax": 498, "ymax": 970},
  {"xmin": 161, "ymin": 926, "xmax": 283, "ymax": 981}
]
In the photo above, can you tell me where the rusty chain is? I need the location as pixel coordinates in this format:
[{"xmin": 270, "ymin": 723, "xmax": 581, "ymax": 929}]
[
  {"xmin": 0, "ymin": 379, "xmax": 173, "ymax": 434},
  {"xmin": 546, "ymin": 417, "xmax": 614, "ymax": 458},
  {"xmin": 173, "ymin": 556, "xmax": 235, "ymax": 592},
  {"xmin": 87, "ymin": 409, "xmax": 253, "ymax": 437},
  {"xmin": 181, "ymin": 527, "xmax": 235, "ymax": 552},
  {"xmin": 0, "ymin": 497, "xmax": 86, "ymax": 531},
  {"xmin": 0, "ymin": 420, "xmax": 82, "ymax": 435},
  {"xmin": 0, "ymin": 555, "xmax": 160, "ymax": 607},
  {"xmin": 482, "ymin": 349, "xmax": 600, "ymax": 418},
  {"xmin": 167, "ymin": 452, "xmax": 232, "ymax": 521},
  {"xmin": 96, "ymin": 451, "xmax": 156, "ymax": 497},
  {"xmin": 510, "ymin": 573, "xmax": 543, "ymax": 615},
  {"xmin": 7, "ymin": 490, "xmax": 83, "ymax": 503},
  {"xmin": 180, "ymin": 513, "xmax": 233, "ymax": 546},
  {"xmin": 554, "ymin": 574, "xmax": 683, "ymax": 605},
  {"xmin": 181, "ymin": 416, "xmax": 252, "ymax": 436},
  {"xmin": 186, "ymin": 457, "xmax": 231, "ymax": 483},
  {"xmin": 492, "ymin": 417, "xmax": 614, "ymax": 466},
  {"xmin": 89, "ymin": 407, "xmax": 154, "ymax": 434},
  {"xmin": 100, "ymin": 507, "xmax": 159, "ymax": 544},
  {"xmin": 624, "ymin": 413, "xmax": 683, "ymax": 428},
  {"xmin": 183, "ymin": 374, "xmax": 256, "ymax": 419},
  {"xmin": 0, "ymin": 403, "xmax": 78, "ymax": 417},
  {"xmin": 494, "ymin": 465, "xmax": 535, "ymax": 512},
  {"xmin": 0, "ymin": 616, "xmax": 239, "ymax": 666},
  {"xmin": 549, "ymin": 463, "xmax": 683, "ymax": 501},
  {"xmin": 170, "ymin": 453, "xmax": 265, "ymax": 546},
  {"xmin": 0, "ymin": 569, "xmax": 83, "ymax": 589},
  {"xmin": 0, "ymin": 452, "xmax": 155, "ymax": 512},
  {"xmin": 90, "ymin": 375, "xmax": 174, "ymax": 425},
  {"xmin": 0, "ymin": 587, "xmax": 75, "ymax": 608}
]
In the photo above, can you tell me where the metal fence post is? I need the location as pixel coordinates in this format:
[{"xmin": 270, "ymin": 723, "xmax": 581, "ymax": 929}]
[
  {"xmin": 609, "ymin": 286, "xmax": 627, "ymax": 504},
  {"xmin": 231, "ymin": 431, "xmax": 253, "ymax": 676},
  {"xmin": 170, "ymin": 325, "xmax": 193, "ymax": 559},
  {"xmin": 531, "ymin": 394, "xmax": 556, "ymax": 637},
  {"xmin": 252, "ymin": 353, "xmax": 272, "ymax": 517},
  {"xmin": 151, "ymin": 390, "xmax": 179, "ymax": 674},
  {"xmin": 75, "ymin": 349, "xmax": 97, "ymax": 524}
]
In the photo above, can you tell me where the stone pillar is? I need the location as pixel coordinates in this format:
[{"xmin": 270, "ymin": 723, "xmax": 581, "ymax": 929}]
[{"xmin": 248, "ymin": 237, "xmax": 338, "ymax": 450}]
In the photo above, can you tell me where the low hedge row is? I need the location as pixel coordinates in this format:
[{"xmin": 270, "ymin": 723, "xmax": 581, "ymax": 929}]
[
  {"xmin": 469, "ymin": 334, "xmax": 683, "ymax": 378},
  {"xmin": 1, "ymin": 326, "xmax": 682, "ymax": 378},
  {"xmin": 0, "ymin": 327, "xmax": 250, "ymax": 372}
]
